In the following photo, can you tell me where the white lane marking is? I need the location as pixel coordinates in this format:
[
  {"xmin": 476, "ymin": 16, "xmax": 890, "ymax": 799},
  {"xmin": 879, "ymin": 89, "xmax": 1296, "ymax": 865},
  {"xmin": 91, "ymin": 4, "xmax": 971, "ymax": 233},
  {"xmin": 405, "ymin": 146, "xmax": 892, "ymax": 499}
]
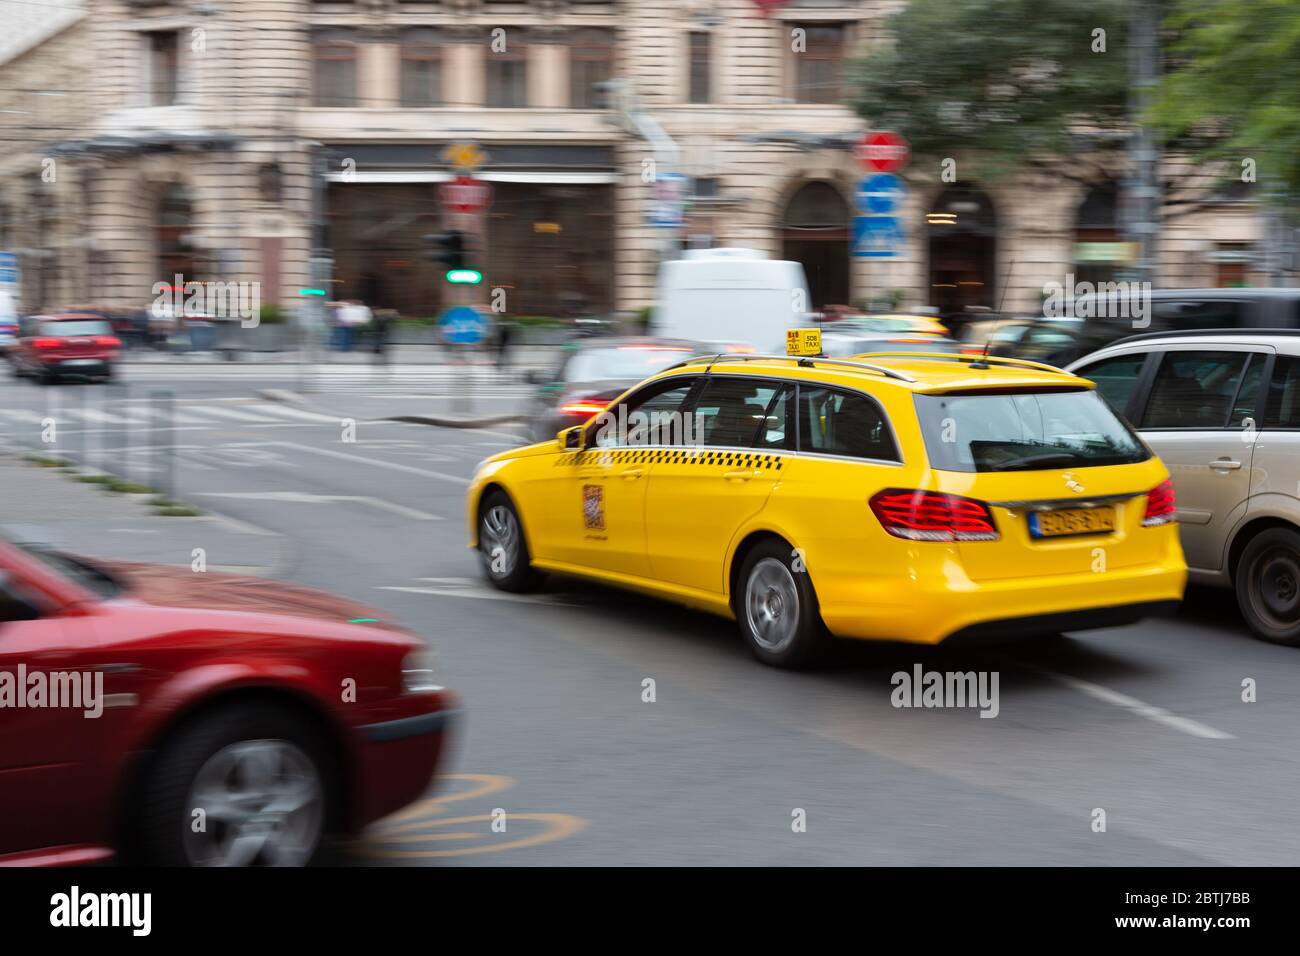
[
  {"xmin": 239, "ymin": 440, "xmax": 471, "ymax": 486},
  {"xmin": 0, "ymin": 409, "xmax": 47, "ymax": 423},
  {"xmin": 246, "ymin": 404, "xmax": 344, "ymax": 423},
  {"xmin": 1043, "ymin": 669, "xmax": 1235, "ymax": 740},
  {"xmin": 197, "ymin": 512, "xmax": 281, "ymax": 537},
  {"xmin": 194, "ymin": 490, "xmax": 442, "ymax": 520},
  {"xmin": 377, "ymin": 585, "xmax": 577, "ymax": 606},
  {"xmin": 191, "ymin": 405, "xmax": 282, "ymax": 423}
]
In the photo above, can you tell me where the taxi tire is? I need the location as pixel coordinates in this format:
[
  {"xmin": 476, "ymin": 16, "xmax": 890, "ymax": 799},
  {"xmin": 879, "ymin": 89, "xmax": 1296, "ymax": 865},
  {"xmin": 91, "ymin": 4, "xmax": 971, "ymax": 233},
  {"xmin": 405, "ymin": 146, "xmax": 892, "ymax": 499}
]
[
  {"xmin": 478, "ymin": 489, "xmax": 543, "ymax": 592},
  {"xmin": 1235, "ymin": 527, "xmax": 1300, "ymax": 646},
  {"xmin": 735, "ymin": 540, "xmax": 831, "ymax": 669}
]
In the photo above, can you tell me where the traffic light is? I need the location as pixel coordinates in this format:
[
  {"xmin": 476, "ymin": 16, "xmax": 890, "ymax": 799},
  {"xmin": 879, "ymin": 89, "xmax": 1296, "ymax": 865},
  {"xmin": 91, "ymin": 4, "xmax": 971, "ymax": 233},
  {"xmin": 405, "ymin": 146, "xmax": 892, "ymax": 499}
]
[{"xmin": 424, "ymin": 231, "xmax": 465, "ymax": 270}]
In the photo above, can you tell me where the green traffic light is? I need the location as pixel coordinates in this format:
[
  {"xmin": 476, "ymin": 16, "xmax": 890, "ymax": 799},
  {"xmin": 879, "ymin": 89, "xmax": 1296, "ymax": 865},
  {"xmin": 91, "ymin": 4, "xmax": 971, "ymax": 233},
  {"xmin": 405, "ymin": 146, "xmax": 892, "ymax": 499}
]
[{"xmin": 445, "ymin": 269, "xmax": 483, "ymax": 285}]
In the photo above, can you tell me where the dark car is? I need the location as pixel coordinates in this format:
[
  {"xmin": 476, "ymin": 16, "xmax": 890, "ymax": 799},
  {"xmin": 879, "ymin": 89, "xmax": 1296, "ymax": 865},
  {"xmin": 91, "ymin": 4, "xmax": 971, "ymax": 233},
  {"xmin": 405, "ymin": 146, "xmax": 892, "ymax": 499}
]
[
  {"xmin": 1035, "ymin": 288, "xmax": 1300, "ymax": 367},
  {"xmin": 10, "ymin": 313, "xmax": 121, "ymax": 383},
  {"xmin": 524, "ymin": 337, "xmax": 706, "ymax": 442}
]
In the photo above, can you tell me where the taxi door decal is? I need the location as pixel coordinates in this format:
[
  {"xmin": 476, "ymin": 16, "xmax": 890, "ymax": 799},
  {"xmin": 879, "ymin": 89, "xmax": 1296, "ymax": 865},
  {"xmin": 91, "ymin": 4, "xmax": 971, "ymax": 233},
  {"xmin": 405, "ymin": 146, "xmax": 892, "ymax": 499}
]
[{"xmin": 583, "ymin": 484, "xmax": 605, "ymax": 530}]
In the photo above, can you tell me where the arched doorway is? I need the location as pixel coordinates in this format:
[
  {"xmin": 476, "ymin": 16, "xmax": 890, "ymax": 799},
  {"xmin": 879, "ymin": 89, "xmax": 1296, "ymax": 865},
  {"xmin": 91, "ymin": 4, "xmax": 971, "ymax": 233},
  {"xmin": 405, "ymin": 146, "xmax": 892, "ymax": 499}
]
[
  {"xmin": 781, "ymin": 181, "xmax": 849, "ymax": 310},
  {"xmin": 926, "ymin": 185, "xmax": 997, "ymax": 320},
  {"xmin": 157, "ymin": 183, "xmax": 196, "ymax": 284}
]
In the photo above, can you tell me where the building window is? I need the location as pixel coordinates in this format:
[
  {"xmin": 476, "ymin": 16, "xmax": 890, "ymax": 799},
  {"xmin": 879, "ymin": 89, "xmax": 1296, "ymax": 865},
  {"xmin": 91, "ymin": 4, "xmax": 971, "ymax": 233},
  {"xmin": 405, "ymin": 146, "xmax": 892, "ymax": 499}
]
[
  {"xmin": 486, "ymin": 30, "xmax": 527, "ymax": 108},
  {"xmin": 313, "ymin": 31, "xmax": 357, "ymax": 107},
  {"xmin": 147, "ymin": 30, "xmax": 180, "ymax": 106},
  {"xmin": 569, "ymin": 28, "xmax": 613, "ymax": 108},
  {"xmin": 688, "ymin": 31, "xmax": 711, "ymax": 103},
  {"xmin": 157, "ymin": 183, "xmax": 195, "ymax": 284},
  {"xmin": 400, "ymin": 29, "xmax": 441, "ymax": 107},
  {"xmin": 793, "ymin": 23, "xmax": 845, "ymax": 104}
]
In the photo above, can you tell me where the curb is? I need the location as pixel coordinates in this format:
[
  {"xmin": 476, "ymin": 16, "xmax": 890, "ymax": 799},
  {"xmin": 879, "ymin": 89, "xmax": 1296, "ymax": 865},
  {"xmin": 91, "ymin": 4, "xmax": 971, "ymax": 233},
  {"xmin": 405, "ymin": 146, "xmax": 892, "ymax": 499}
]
[{"xmin": 256, "ymin": 389, "xmax": 524, "ymax": 429}]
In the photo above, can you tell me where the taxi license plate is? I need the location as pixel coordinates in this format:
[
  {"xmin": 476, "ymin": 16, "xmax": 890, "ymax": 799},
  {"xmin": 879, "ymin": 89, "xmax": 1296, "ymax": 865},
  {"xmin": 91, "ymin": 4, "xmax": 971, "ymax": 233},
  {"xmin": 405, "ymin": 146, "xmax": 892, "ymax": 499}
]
[{"xmin": 1029, "ymin": 507, "xmax": 1115, "ymax": 538}]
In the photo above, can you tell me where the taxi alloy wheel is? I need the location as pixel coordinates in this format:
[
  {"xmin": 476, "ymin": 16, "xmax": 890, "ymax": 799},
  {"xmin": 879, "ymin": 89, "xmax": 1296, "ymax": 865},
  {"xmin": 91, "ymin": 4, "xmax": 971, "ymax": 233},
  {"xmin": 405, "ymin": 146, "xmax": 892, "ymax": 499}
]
[
  {"xmin": 737, "ymin": 541, "xmax": 830, "ymax": 668},
  {"xmin": 479, "ymin": 490, "xmax": 541, "ymax": 592},
  {"xmin": 1237, "ymin": 527, "xmax": 1300, "ymax": 646}
]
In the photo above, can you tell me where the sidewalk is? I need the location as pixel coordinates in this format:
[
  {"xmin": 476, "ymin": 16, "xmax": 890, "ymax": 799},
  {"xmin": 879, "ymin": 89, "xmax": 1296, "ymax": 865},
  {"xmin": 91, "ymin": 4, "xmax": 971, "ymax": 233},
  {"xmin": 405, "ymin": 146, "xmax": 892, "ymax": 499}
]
[
  {"xmin": 0, "ymin": 453, "xmax": 289, "ymax": 576},
  {"xmin": 116, "ymin": 343, "xmax": 561, "ymax": 368}
]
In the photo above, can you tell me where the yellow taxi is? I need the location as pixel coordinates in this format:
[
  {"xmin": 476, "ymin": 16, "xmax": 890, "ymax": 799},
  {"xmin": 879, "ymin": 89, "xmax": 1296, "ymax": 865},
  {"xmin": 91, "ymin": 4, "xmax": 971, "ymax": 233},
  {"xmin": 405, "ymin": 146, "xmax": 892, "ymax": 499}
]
[{"xmin": 466, "ymin": 344, "xmax": 1186, "ymax": 667}]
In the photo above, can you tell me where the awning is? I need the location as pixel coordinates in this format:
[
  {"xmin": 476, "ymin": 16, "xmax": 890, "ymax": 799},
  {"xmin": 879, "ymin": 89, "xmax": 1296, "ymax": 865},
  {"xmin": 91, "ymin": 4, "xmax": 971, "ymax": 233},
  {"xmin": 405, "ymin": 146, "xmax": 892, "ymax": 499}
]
[{"xmin": 324, "ymin": 170, "xmax": 616, "ymax": 184}]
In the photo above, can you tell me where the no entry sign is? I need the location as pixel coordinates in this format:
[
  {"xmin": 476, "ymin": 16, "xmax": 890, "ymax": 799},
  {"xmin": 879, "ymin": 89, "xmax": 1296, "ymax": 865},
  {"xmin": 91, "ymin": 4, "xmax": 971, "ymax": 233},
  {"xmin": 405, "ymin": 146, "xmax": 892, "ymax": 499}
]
[
  {"xmin": 855, "ymin": 131, "xmax": 910, "ymax": 173},
  {"xmin": 439, "ymin": 176, "xmax": 492, "ymax": 214}
]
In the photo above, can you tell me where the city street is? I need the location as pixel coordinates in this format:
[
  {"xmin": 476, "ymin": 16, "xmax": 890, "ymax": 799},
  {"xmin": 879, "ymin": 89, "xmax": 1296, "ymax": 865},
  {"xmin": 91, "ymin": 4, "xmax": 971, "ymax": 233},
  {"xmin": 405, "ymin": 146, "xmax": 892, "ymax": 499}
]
[{"xmin": 3, "ymin": 359, "xmax": 1297, "ymax": 866}]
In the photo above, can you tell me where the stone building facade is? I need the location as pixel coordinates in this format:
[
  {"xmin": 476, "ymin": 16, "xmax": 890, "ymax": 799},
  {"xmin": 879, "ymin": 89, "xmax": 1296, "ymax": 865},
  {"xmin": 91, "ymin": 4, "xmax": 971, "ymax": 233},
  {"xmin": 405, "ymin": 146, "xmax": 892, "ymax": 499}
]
[{"xmin": 1, "ymin": 0, "xmax": 1288, "ymax": 324}]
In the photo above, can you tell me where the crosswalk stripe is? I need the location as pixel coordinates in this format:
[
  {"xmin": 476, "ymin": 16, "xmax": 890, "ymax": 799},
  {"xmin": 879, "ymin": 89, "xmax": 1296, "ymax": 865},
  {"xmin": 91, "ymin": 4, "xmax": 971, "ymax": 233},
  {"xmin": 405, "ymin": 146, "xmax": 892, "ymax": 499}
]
[{"xmin": 239, "ymin": 404, "xmax": 342, "ymax": 423}]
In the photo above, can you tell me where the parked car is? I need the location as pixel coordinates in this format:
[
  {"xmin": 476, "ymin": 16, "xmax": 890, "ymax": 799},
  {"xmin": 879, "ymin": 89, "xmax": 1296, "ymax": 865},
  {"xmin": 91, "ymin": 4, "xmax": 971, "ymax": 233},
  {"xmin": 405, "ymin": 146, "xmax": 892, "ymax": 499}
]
[
  {"xmin": 1068, "ymin": 328, "xmax": 1300, "ymax": 645},
  {"xmin": 0, "ymin": 530, "xmax": 456, "ymax": 865},
  {"xmin": 10, "ymin": 313, "xmax": 120, "ymax": 383},
  {"xmin": 524, "ymin": 337, "xmax": 705, "ymax": 442}
]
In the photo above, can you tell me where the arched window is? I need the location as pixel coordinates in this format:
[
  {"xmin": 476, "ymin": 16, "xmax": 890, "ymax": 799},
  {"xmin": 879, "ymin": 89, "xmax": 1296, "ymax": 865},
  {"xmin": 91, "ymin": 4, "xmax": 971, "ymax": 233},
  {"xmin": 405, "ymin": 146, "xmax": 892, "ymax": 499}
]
[
  {"xmin": 157, "ymin": 183, "xmax": 195, "ymax": 284},
  {"xmin": 781, "ymin": 181, "xmax": 850, "ymax": 309}
]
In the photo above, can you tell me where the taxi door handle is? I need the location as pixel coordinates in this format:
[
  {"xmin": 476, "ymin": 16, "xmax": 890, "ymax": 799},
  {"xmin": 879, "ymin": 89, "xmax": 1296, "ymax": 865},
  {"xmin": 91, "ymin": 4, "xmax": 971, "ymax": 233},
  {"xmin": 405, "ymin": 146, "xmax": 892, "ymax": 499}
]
[
  {"xmin": 619, "ymin": 468, "xmax": 645, "ymax": 480},
  {"xmin": 1209, "ymin": 458, "xmax": 1242, "ymax": 471},
  {"xmin": 723, "ymin": 470, "xmax": 761, "ymax": 482}
]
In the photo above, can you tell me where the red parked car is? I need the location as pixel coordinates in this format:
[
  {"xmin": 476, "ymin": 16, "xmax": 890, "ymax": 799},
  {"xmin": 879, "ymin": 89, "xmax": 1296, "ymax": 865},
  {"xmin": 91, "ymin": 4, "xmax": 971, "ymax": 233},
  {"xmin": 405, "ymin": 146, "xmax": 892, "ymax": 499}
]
[
  {"xmin": 0, "ymin": 533, "xmax": 456, "ymax": 866},
  {"xmin": 10, "ymin": 312, "xmax": 121, "ymax": 383}
]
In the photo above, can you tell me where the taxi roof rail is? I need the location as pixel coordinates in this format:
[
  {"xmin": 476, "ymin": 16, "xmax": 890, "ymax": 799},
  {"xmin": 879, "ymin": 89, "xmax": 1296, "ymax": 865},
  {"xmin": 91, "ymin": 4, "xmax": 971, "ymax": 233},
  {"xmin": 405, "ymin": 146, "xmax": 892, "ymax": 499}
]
[
  {"xmin": 850, "ymin": 351, "xmax": 1074, "ymax": 375},
  {"xmin": 670, "ymin": 353, "xmax": 917, "ymax": 383}
]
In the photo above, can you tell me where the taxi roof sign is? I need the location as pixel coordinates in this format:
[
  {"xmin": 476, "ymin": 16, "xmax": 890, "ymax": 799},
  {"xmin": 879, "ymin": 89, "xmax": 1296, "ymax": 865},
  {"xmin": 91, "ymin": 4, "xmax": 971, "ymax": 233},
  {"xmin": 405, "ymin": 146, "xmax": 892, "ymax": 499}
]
[{"xmin": 786, "ymin": 327, "xmax": 822, "ymax": 357}]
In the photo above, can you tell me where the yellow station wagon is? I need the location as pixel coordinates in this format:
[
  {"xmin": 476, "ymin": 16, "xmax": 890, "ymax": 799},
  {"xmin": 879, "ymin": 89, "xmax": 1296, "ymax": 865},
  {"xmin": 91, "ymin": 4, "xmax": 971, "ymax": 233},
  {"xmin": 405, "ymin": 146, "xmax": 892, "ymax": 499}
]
[{"xmin": 466, "ymin": 352, "xmax": 1187, "ymax": 667}]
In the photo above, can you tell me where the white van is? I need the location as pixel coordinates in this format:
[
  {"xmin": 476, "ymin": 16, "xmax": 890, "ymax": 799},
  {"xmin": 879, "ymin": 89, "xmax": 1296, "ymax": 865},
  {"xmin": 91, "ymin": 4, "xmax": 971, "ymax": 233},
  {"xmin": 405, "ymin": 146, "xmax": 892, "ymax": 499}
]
[
  {"xmin": 654, "ymin": 248, "xmax": 812, "ymax": 354},
  {"xmin": 0, "ymin": 288, "xmax": 19, "ymax": 354}
]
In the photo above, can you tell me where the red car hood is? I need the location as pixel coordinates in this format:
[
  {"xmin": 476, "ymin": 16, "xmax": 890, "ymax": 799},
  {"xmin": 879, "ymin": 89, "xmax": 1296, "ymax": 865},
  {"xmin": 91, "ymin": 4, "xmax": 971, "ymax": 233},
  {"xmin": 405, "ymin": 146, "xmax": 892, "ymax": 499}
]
[{"xmin": 100, "ymin": 560, "xmax": 398, "ymax": 628}]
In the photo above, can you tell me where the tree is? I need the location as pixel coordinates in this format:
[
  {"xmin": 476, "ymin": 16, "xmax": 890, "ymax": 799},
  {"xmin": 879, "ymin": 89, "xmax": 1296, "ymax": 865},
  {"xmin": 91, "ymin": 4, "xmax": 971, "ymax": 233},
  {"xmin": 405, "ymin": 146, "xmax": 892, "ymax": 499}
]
[
  {"xmin": 1154, "ymin": 0, "xmax": 1300, "ymax": 206},
  {"xmin": 849, "ymin": 0, "xmax": 1131, "ymax": 187}
]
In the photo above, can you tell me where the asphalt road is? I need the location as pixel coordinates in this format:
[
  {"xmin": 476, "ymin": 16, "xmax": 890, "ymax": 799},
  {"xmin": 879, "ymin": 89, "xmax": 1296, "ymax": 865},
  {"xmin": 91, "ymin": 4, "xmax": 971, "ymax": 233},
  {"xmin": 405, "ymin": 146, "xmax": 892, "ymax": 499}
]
[{"xmin": 3, "ymin": 362, "xmax": 1299, "ymax": 866}]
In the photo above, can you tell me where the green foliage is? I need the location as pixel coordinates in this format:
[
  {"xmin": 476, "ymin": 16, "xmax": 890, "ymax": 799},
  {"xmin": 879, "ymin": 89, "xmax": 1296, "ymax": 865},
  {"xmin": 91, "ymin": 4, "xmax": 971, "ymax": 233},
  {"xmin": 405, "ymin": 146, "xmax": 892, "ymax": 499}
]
[
  {"xmin": 258, "ymin": 304, "xmax": 284, "ymax": 325},
  {"xmin": 849, "ymin": 0, "xmax": 1130, "ymax": 180},
  {"xmin": 1154, "ymin": 0, "xmax": 1300, "ymax": 202}
]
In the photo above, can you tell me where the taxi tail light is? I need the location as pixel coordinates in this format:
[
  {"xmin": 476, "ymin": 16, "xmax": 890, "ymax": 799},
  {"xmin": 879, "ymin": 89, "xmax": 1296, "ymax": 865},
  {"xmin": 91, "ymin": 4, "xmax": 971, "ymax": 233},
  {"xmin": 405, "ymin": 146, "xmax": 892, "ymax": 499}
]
[
  {"xmin": 869, "ymin": 489, "xmax": 1000, "ymax": 542},
  {"xmin": 560, "ymin": 400, "xmax": 607, "ymax": 418},
  {"xmin": 1142, "ymin": 478, "xmax": 1177, "ymax": 527}
]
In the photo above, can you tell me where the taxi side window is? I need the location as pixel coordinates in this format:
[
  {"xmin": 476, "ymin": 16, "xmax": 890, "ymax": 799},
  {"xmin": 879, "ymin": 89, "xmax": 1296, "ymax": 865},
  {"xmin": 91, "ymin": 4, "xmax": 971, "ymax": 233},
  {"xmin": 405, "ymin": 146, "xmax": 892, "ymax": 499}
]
[
  {"xmin": 797, "ymin": 386, "xmax": 898, "ymax": 462},
  {"xmin": 754, "ymin": 384, "xmax": 794, "ymax": 450},
  {"xmin": 692, "ymin": 377, "xmax": 782, "ymax": 448},
  {"xmin": 590, "ymin": 377, "xmax": 698, "ymax": 448}
]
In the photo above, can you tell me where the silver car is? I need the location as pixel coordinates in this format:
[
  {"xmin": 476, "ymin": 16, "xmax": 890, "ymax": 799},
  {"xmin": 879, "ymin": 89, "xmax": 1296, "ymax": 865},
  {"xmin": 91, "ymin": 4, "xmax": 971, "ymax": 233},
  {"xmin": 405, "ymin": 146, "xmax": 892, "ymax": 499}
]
[{"xmin": 1067, "ymin": 329, "xmax": 1300, "ymax": 644}]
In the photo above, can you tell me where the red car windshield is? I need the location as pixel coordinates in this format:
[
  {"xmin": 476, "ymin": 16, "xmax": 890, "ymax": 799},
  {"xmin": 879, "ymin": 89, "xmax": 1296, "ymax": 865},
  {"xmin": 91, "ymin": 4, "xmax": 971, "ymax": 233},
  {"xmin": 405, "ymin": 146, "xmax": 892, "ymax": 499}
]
[
  {"xmin": 9, "ymin": 541, "xmax": 121, "ymax": 598},
  {"xmin": 41, "ymin": 320, "xmax": 113, "ymax": 337}
]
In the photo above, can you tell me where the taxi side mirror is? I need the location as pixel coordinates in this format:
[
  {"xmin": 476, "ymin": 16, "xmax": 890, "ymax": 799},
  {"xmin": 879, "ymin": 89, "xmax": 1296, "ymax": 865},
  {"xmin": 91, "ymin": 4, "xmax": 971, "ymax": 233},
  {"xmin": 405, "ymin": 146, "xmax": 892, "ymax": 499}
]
[{"xmin": 557, "ymin": 425, "xmax": 584, "ymax": 451}]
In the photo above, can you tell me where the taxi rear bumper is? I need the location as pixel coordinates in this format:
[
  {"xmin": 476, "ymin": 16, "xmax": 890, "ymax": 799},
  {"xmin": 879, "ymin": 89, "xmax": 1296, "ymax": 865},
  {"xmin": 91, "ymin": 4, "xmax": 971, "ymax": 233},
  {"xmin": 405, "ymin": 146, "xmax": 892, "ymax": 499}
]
[{"xmin": 817, "ymin": 556, "xmax": 1187, "ymax": 645}]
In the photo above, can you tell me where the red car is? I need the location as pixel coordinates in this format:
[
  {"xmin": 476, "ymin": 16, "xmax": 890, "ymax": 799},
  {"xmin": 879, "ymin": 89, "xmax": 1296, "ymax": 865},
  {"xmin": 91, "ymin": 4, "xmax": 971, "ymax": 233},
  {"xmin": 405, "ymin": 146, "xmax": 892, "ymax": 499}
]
[
  {"xmin": 0, "ymin": 534, "xmax": 456, "ymax": 866},
  {"xmin": 10, "ymin": 312, "xmax": 121, "ymax": 383}
]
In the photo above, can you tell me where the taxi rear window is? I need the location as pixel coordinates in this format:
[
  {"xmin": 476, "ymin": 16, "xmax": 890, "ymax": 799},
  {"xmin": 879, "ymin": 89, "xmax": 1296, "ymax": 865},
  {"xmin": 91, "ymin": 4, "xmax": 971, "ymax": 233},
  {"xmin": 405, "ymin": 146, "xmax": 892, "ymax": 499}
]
[{"xmin": 914, "ymin": 389, "xmax": 1149, "ymax": 473}]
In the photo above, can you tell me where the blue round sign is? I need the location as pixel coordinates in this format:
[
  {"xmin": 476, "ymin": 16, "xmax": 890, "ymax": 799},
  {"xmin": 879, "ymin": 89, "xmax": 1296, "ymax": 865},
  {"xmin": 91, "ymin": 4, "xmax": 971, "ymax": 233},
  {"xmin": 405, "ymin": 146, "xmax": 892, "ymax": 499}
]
[
  {"xmin": 856, "ymin": 174, "xmax": 907, "ymax": 214},
  {"xmin": 438, "ymin": 305, "xmax": 488, "ymax": 345}
]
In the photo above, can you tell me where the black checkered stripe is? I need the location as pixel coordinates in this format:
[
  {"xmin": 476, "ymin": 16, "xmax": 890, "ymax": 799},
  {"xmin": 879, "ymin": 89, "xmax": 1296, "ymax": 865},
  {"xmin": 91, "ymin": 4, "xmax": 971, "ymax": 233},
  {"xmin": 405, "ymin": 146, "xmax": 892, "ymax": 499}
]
[{"xmin": 556, "ymin": 449, "xmax": 784, "ymax": 470}]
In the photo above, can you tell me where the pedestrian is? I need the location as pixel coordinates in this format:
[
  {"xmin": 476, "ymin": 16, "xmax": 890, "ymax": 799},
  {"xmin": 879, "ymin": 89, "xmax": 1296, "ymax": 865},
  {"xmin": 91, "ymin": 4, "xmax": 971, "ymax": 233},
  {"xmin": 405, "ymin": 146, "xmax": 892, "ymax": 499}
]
[
  {"xmin": 372, "ymin": 308, "xmax": 393, "ymax": 367},
  {"xmin": 494, "ymin": 316, "xmax": 513, "ymax": 371}
]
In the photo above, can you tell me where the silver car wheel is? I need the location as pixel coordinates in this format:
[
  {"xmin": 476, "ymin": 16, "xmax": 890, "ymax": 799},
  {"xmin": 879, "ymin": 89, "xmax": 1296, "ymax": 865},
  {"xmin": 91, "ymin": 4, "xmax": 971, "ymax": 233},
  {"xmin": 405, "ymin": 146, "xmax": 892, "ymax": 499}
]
[
  {"xmin": 481, "ymin": 504, "xmax": 520, "ymax": 577},
  {"xmin": 183, "ymin": 739, "xmax": 324, "ymax": 867},
  {"xmin": 745, "ymin": 557, "xmax": 800, "ymax": 653}
]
